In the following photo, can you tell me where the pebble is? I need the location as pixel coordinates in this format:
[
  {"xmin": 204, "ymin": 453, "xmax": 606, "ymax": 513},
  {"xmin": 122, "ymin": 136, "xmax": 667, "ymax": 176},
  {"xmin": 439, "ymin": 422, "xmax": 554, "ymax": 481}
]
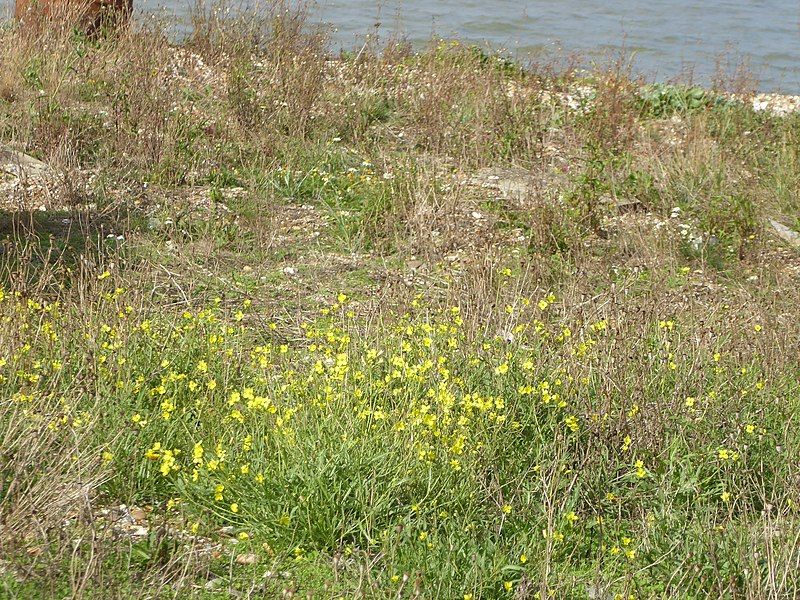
[
  {"xmin": 751, "ymin": 93, "xmax": 800, "ymax": 117},
  {"xmin": 235, "ymin": 553, "xmax": 259, "ymax": 565},
  {"xmin": 129, "ymin": 506, "xmax": 147, "ymax": 522},
  {"xmin": 204, "ymin": 578, "xmax": 225, "ymax": 591}
]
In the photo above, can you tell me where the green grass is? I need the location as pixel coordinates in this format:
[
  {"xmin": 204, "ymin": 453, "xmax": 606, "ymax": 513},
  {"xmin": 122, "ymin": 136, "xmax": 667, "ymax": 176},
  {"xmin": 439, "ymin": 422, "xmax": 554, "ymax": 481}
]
[
  {"xmin": 2, "ymin": 6, "xmax": 800, "ymax": 599},
  {"xmin": 2, "ymin": 281, "xmax": 799, "ymax": 598}
]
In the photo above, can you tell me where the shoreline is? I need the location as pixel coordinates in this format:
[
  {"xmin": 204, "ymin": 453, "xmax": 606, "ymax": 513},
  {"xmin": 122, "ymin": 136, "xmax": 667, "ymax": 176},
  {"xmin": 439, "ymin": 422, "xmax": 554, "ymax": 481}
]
[{"xmin": 2, "ymin": 7, "xmax": 800, "ymax": 94}]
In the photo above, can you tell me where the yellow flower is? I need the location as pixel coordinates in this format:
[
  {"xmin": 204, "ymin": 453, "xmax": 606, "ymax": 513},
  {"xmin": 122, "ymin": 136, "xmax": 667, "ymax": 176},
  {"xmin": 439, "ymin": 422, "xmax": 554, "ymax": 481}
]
[
  {"xmin": 102, "ymin": 451, "xmax": 114, "ymax": 462},
  {"xmin": 238, "ymin": 532, "xmax": 249, "ymax": 541},
  {"xmin": 192, "ymin": 442, "xmax": 204, "ymax": 465},
  {"xmin": 159, "ymin": 450, "xmax": 177, "ymax": 476},
  {"xmin": 721, "ymin": 491, "xmax": 731, "ymax": 502},
  {"xmin": 97, "ymin": 271, "xmax": 111, "ymax": 280},
  {"xmin": 504, "ymin": 581, "xmax": 513, "ymax": 592},
  {"xmin": 145, "ymin": 442, "xmax": 162, "ymax": 460},
  {"xmin": 502, "ymin": 504, "xmax": 512, "ymax": 515},
  {"xmin": 230, "ymin": 503, "xmax": 239, "ymax": 513},
  {"xmin": 520, "ymin": 554, "xmax": 528, "ymax": 564}
]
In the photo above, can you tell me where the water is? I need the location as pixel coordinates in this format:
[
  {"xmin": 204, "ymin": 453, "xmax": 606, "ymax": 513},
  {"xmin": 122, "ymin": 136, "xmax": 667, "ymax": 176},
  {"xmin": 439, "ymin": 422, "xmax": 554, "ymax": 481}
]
[
  {"xmin": 3, "ymin": 0, "xmax": 799, "ymax": 92},
  {"xmin": 311, "ymin": 0, "xmax": 800, "ymax": 92}
]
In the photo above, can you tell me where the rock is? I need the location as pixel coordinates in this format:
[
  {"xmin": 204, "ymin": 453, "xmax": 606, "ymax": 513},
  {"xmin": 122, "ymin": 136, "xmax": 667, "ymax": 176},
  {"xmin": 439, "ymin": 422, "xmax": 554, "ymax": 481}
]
[
  {"xmin": 235, "ymin": 553, "xmax": 259, "ymax": 565},
  {"xmin": 616, "ymin": 198, "xmax": 643, "ymax": 213},
  {"xmin": 768, "ymin": 219, "xmax": 800, "ymax": 248},
  {"xmin": 204, "ymin": 578, "xmax": 226, "ymax": 591},
  {"xmin": 470, "ymin": 167, "xmax": 536, "ymax": 202},
  {"xmin": 0, "ymin": 145, "xmax": 50, "ymax": 179},
  {"xmin": 129, "ymin": 525, "xmax": 149, "ymax": 537},
  {"xmin": 129, "ymin": 506, "xmax": 147, "ymax": 522},
  {"xmin": 262, "ymin": 570, "xmax": 292, "ymax": 579}
]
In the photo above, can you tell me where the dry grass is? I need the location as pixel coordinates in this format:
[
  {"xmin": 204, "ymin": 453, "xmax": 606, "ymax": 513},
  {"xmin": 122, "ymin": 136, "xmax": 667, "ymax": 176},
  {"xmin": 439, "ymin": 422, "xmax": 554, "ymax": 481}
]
[{"xmin": 2, "ymin": 2, "xmax": 800, "ymax": 598}]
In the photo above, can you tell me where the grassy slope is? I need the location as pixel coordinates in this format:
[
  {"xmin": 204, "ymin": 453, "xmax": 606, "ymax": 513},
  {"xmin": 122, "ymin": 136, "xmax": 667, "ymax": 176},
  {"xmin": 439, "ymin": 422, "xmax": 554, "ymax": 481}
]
[{"xmin": 1, "ymin": 8, "xmax": 800, "ymax": 599}]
